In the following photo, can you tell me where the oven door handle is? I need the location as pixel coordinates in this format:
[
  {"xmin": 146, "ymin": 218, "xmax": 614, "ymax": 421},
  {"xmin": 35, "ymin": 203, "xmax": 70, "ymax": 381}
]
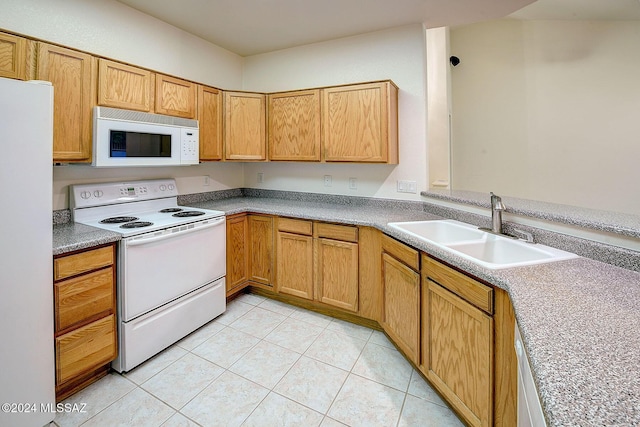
[{"xmin": 125, "ymin": 217, "xmax": 225, "ymax": 247}]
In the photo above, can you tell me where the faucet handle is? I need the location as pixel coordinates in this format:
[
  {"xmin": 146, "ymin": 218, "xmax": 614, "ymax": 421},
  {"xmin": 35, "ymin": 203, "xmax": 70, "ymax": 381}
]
[{"xmin": 490, "ymin": 192, "xmax": 506, "ymax": 210}]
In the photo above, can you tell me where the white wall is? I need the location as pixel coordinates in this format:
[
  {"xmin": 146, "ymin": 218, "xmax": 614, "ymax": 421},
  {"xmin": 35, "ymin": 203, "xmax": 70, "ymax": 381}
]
[
  {"xmin": 1, "ymin": 0, "xmax": 246, "ymax": 210},
  {"xmin": 242, "ymin": 25, "xmax": 428, "ymax": 200},
  {"xmin": 450, "ymin": 19, "xmax": 640, "ymax": 215}
]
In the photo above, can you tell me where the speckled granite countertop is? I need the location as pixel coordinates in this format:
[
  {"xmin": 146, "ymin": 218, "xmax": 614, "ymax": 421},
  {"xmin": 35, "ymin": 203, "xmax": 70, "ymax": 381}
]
[
  {"xmin": 422, "ymin": 189, "xmax": 640, "ymax": 239},
  {"xmin": 53, "ymin": 194, "xmax": 640, "ymax": 426},
  {"xmin": 52, "ymin": 222, "xmax": 120, "ymax": 256}
]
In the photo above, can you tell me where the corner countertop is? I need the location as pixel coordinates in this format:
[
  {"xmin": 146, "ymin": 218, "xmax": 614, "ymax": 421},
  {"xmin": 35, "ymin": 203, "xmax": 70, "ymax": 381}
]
[
  {"xmin": 53, "ymin": 222, "xmax": 120, "ymax": 256},
  {"xmin": 53, "ymin": 195, "xmax": 640, "ymax": 426}
]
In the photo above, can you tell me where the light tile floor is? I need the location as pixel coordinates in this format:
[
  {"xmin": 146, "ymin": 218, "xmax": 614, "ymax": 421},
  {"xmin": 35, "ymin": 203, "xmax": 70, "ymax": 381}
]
[{"xmin": 53, "ymin": 293, "xmax": 464, "ymax": 427}]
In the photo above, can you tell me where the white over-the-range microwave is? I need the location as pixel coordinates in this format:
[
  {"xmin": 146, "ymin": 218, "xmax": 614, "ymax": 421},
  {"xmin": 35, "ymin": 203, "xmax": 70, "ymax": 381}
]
[{"xmin": 92, "ymin": 106, "xmax": 199, "ymax": 167}]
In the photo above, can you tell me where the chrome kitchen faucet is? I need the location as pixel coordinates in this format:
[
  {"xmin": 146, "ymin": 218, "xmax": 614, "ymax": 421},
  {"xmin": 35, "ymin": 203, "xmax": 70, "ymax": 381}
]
[{"xmin": 490, "ymin": 192, "xmax": 505, "ymax": 234}]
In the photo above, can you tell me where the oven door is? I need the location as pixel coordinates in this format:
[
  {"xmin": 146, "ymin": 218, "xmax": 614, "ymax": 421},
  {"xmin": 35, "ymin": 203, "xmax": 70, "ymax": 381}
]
[{"xmin": 120, "ymin": 216, "xmax": 226, "ymax": 321}]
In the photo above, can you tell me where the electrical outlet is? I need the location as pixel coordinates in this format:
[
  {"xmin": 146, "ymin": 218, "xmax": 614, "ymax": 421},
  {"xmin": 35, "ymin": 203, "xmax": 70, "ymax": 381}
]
[
  {"xmin": 203, "ymin": 175, "xmax": 210, "ymax": 186},
  {"xmin": 349, "ymin": 178, "xmax": 357, "ymax": 190},
  {"xmin": 324, "ymin": 175, "xmax": 332, "ymax": 187},
  {"xmin": 397, "ymin": 180, "xmax": 417, "ymax": 193},
  {"xmin": 257, "ymin": 172, "xmax": 264, "ymax": 183}
]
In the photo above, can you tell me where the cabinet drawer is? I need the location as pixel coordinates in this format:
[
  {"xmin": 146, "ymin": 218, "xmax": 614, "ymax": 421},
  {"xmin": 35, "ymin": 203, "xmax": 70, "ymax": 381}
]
[
  {"xmin": 55, "ymin": 267, "xmax": 114, "ymax": 332},
  {"xmin": 382, "ymin": 234, "xmax": 420, "ymax": 271},
  {"xmin": 277, "ymin": 217, "xmax": 313, "ymax": 235},
  {"xmin": 316, "ymin": 222, "xmax": 358, "ymax": 242},
  {"xmin": 54, "ymin": 246, "xmax": 114, "ymax": 281},
  {"xmin": 422, "ymin": 255, "xmax": 493, "ymax": 314},
  {"xmin": 55, "ymin": 314, "xmax": 117, "ymax": 385}
]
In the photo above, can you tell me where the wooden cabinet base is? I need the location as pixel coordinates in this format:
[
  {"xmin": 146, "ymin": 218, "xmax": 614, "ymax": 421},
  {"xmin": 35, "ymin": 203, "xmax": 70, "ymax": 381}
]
[{"xmin": 55, "ymin": 364, "xmax": 111, "ymax": 402}]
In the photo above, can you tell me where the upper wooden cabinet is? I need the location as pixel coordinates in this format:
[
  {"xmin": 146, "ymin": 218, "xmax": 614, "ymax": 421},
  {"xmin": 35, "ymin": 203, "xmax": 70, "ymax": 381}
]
[
  {"xmin": 224, "ymin": 91, "xmax": 266, "ymax": 161},
  {"xmin": 0, "ymin": 32, "xmax": 30, "ymax": 80},
  {"xmin": 97, "ymin": 59, "xmax": 154, "ymax": 112},
  {"xmin": 155, "ymin": 74, "xmax": 196, "ymax": 119},
  {"xmin": 37, "ymin": 43, "xmax": 95, "ymax": 163},
  {"xmin": 97, "ymin": 59, "xmax": 196, "ymax": 119},
  {"xmin": 268, "ymin": 89, "xmax": 321, "ymax": 161},
  {"xmin": 322, "ymin": 81, "xmax": 398, "ymax": 163},
  {"xmin": 198, "ymin": 85, "xmax": 223, "ymax": 161}
]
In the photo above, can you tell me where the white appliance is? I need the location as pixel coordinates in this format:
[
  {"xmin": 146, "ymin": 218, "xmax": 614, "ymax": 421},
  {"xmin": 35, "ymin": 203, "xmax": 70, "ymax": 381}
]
[
  {"xmin": 70, "ymin": 179, "xmax": 226, "ymax": 372},
  {"xmin": 515, "ymin": 322, "xmax": 548, "ymax": 427},
  {"xmin": 0, "ymin": 78, "xmax": 55, "ymax": 426},
  {"xmin": 92, "ymin": 107, "xmax": 199, "ymax": 167}
]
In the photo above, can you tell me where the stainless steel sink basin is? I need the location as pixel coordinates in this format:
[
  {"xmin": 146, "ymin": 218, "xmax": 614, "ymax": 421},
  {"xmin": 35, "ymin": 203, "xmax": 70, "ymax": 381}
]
[{"xmin": 387, "ymin": 220, "xmax": 578, "ymax": 269}]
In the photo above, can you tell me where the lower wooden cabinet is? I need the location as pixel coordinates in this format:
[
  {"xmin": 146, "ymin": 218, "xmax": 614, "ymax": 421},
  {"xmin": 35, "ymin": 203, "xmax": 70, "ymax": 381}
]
[
  {"xmin": 315, "ymin": 223, "xmax": 359, "ymax": 312},
  {"xmin": 226, "ymin": 213, "xmax": 249, "ymax": 296},
  {"xmin": 423, "ymin": 279, "xmax": 493, "ymax": 427},
  {"xmin": 421, "ymin": 254, "xmax": 496, "ymax": 427},
  {"xmin": 53, "ymin": 244, "xmax": 117, "ymax": 401},
  {"xmin": 275, "ymin": 218, "xmax": 314, "ymax": 299},
  {"xmin": 381, "ymin": 236, "xmax": 421, "ymax": 364},
  {"xmin": 274, "ymin": 218, "xmax": 360, "ymax": 312},
  {"xmin": 248, "ymin": 215, "xmax": 274, "ymax": 286}
]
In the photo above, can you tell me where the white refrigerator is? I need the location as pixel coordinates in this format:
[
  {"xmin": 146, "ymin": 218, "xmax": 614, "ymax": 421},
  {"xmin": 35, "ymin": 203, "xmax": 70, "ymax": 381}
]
[{"xmin": 0, "ymin": 77, "xmax": 55, "ymax": 426}]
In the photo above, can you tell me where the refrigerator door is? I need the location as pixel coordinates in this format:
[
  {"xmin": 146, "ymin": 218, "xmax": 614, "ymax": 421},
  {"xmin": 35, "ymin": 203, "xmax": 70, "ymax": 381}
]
[{"xmin": 0, "ymin": 77, "xmax": 55, "ymax": 426}]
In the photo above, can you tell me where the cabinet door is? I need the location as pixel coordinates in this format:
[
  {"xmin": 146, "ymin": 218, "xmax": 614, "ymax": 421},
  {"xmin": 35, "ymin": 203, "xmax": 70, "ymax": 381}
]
[
  {"xmin": 224, "ymin": 91, "xmax": 266, "ymax": 160},
  {"xmin": 0, "ymin": 32, "xmax": 27, "ymax": 79},
  {"xmin": 316, "ymin": 238, "xmax": 358, "ymax": 312},
  {"xmin": 276, "ymin": 231, "xmax": 313, "ymax": 299},
  {"xmin": 37, "ymin": 43, "xmax": 95, "ymax": 162},
  {"xmin": 155, "ymin": 74, "xmax": 196, "ymax": 118},
  {"xmin": 322, "ymin": 81, "xmax": 398, "ymax": 163},
  {"xmin": 226, "ymin": 214, "xmax": 248, "ymax": 295},
  {"xmin": 268, "ymin": 90, "xmax": 321, "ymax": 161},
  {"xmin": 424, "ymin": 279, "xmax": 493, "ymax": 427},
  {"xmin": 248, "ymin": 215, "xmax": 273, "ymax": 286},
  {"xmin": 198, "ymin": 85, "xmax": 223, "ymax": 161},
  {"xmin": 382, "ymin": 253, "xmax": 420, "ymax": 364},
  {"xmin": 97, "ymin": 59, "xmax": 153, "ymax": 112}
]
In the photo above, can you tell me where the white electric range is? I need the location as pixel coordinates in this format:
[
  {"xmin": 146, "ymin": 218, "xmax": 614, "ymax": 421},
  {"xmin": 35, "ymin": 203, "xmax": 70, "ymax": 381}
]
[{"xmin": 70, "ymin": 179, "xmax": 227, "ymax": 372}]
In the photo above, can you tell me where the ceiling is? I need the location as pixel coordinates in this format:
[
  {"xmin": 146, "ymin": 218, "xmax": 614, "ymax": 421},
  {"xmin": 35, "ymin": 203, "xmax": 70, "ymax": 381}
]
[{"xmin": 116, "ymin": 0, "xmax": 640, "ymax": 56}]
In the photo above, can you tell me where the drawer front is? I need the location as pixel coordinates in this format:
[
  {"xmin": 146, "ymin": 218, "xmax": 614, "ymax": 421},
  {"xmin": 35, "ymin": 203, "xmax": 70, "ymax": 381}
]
[
  {"xmin": 316, "ymin": 222, "xmax": 358, "ymax": 242},
  {"xmin": 55, "ymin": 314, "xmax": 117, "ymax": 385},
  {"xmin": 277, "ymin": 217, "xmax": 313, "ymax": 235},
  {"xmin": 382, "ymin": 234, "xmax": 420, "ymax": 271},
  {"xmin": 54, "ymin": 246, "xmax": 114, "ymax": 281},
  {"xmin": 422, "ymin": 254, "xmax": 494, "ymax": 314},
  {"xmin": 55, "ymin": 267, "xmax": 115, "ymax": 332}
]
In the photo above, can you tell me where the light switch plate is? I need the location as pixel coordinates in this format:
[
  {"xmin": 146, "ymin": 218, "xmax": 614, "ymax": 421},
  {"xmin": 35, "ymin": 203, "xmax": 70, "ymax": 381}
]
[{"xmin": 397, "ymin": 180, "xmax": 417, "ymax": 193}]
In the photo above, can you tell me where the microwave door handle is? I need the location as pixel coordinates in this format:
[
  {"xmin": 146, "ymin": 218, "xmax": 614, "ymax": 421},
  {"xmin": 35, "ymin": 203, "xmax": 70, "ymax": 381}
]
[{"xmin": 125, "ymin": 217, "xmax": 225, "ymax": 247}]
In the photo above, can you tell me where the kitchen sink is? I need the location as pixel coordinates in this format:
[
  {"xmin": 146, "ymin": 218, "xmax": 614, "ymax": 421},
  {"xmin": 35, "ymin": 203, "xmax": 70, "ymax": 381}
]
[
  {"xmin": 387, "ymin": 220, "xmax": 579, "ymax": 269},
  {"xmin": 386, "ymin": 219, "xmax": 485, "ymax": 244}
]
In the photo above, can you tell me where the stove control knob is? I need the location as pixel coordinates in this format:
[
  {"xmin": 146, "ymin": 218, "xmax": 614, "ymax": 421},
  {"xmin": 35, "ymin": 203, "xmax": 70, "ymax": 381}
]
[
  {"xmin": 159, "ymin": 184, "xmax": 167, "ymax": 191},
  {"xmin": 93, "ymin": 190, "xmax": 103, "ymax": 198},
  {"xmin": 168, "ymin": 184, "xmax": 175, "ymax": 190},
  {"xmin": 80, "ymin": 191, "xmax": 91, "ymax": 199}
]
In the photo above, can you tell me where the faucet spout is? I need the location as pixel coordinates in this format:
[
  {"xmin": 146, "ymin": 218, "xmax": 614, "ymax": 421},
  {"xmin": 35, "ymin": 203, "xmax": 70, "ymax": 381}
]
[{"xmin": 490, "ymin": 192, "xmax": 505, "ymax": 234}]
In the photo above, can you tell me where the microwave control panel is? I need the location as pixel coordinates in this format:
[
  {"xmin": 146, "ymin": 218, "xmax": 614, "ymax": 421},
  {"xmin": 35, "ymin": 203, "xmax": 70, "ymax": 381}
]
[{"xmin": 180, "ymin": 129, "xmax": 199, "ymax": 164}]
